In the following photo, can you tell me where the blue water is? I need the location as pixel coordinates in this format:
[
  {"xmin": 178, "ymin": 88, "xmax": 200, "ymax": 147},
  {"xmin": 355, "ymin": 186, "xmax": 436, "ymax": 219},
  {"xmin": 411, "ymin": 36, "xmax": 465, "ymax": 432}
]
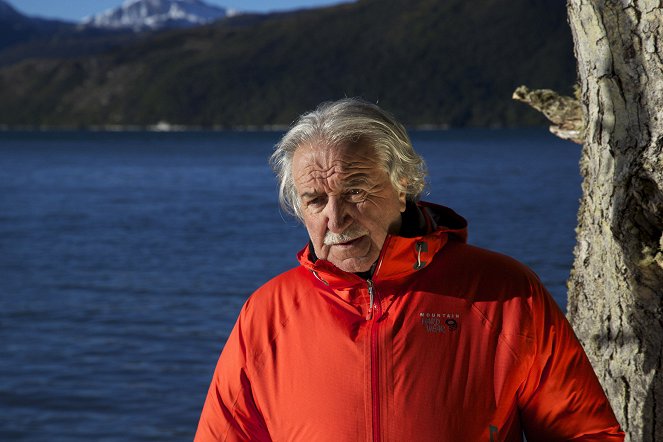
[{"xmin": 0, "ymin": 129, "xmax": 581, "ymax": 441}]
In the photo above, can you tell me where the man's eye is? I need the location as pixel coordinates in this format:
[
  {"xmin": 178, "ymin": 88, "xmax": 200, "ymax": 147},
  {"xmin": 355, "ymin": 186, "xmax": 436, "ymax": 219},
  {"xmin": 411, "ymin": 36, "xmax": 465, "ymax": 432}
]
[
  {"xmin": 307, "ymin": 196, "xmax": 325, "ymax": 207},
  {"xmin": 347, "ymin": 189, "xmax": 365, "ymax": 201}
]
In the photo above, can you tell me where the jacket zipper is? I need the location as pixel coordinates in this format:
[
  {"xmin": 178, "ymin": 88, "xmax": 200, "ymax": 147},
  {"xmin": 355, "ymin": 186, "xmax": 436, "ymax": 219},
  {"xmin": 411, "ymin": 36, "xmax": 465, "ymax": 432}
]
[{"xmin": 368, "ymin": 279, "xmax": 382, "ymax": 442}]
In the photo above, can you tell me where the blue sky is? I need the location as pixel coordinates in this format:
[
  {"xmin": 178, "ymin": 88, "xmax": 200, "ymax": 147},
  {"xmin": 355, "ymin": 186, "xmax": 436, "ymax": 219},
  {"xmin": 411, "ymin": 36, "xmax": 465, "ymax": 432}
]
[{"xmin": 9, "ymin": 0, "xmax": 349, "ymax": 21}]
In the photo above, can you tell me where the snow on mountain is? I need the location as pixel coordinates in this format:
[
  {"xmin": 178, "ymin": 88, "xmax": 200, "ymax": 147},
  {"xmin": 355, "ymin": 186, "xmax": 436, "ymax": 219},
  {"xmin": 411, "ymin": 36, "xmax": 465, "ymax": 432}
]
[{"xmin": 82, "ymin": 0, "xmax": 237, "ymax": 31}]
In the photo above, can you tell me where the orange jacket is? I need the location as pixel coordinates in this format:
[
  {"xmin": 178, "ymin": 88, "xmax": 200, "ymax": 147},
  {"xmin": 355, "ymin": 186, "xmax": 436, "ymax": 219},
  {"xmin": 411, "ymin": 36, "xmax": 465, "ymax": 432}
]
[{"xmin": 196, "ymin": 202, "xmax": 624, "ymax": 441}]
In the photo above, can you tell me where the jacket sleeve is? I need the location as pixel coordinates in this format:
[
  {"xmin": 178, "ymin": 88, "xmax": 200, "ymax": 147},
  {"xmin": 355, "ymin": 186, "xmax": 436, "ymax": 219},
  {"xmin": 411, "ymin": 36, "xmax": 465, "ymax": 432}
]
[
  {"xmin": 517, "ymin": 282, "xmax": 624, "ymax": 441},
  {"xmin": 194, "ymin": 314, "xmax": 272, "ymax": 442}
]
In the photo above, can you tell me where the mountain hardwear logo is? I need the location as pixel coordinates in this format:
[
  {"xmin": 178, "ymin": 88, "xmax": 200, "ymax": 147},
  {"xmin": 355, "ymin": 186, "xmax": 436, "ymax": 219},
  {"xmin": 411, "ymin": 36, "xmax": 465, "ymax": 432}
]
[{"xmin": 420, "ymin": 312, "xmax": 460, "ymax": 333}]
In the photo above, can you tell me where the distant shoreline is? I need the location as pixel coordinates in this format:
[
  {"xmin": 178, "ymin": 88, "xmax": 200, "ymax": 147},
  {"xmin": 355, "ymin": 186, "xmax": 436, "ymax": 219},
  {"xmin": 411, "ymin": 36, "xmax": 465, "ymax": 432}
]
[{"xmin": 0, "ymin": 122, "xmax": 539, "ymax": 133}]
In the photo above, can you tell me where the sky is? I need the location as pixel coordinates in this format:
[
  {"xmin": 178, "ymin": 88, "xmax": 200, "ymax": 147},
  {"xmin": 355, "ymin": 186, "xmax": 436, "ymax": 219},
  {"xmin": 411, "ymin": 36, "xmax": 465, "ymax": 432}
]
[{"xmin": 8, "ymin": 0, "xmax": 349, "ymax": 21}]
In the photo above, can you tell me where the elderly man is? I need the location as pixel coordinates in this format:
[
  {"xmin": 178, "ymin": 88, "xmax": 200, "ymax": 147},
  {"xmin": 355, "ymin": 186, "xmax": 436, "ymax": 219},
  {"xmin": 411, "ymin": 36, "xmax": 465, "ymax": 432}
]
[{"xmin": 195, "ymin": 99, "xmax": 623, "ymax": 441}]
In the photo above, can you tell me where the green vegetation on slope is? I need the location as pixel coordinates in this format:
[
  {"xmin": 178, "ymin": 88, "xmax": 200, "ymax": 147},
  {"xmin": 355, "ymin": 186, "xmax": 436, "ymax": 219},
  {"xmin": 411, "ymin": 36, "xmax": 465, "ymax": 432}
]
[{"xmin": 0, "ymin": 0, "xmax": 575, "ymax": 128}]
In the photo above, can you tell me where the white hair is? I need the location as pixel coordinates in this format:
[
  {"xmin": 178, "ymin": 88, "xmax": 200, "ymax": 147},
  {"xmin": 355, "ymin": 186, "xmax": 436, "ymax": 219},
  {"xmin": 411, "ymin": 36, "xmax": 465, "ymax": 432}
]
[{"xmin": 270, "ymin": 98, "xmax": 427, "ymax": 218}]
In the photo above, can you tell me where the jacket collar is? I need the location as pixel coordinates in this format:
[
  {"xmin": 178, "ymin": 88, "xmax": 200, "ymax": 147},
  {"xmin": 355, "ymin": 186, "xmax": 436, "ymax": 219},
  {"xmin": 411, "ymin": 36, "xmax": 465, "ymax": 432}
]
[{"xmin": 296, "ymin": 201, "xmax": 468, "ymax": 290}]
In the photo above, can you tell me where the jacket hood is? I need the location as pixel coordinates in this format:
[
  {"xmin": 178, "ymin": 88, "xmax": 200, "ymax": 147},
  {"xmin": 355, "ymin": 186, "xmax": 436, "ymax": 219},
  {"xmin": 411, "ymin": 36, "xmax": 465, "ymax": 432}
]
[{"xmin": 296, "ymin": 201, "xmax": 468, "ymax": 290}]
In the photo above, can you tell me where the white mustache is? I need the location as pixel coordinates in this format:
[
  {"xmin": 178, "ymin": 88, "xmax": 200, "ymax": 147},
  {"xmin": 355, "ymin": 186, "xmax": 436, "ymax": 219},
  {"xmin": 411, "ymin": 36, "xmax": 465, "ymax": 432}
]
[{"xmin": 324, "ymin": 226, "xmax": 368, "ymax": 246}]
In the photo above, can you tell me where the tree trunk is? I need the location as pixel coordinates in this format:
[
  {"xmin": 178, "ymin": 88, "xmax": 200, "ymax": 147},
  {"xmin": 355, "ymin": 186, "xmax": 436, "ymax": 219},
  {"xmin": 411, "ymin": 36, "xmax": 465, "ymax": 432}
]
[{"xmin": 566, "ymin": 1, "xmax": 663, "ymax": 440}]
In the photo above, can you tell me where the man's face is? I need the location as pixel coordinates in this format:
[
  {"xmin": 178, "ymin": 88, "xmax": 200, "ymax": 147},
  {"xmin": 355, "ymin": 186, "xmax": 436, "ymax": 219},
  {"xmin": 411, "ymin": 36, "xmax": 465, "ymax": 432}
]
[{"xmin": 292, "ymin": 142, "xmax": 406, "ymax": 273}]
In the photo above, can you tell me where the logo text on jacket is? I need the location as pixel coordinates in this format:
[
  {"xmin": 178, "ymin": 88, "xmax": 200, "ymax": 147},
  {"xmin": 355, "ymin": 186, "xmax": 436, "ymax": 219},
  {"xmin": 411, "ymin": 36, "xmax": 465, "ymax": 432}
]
[{"xmin": 420, "ymin": 312, "xmax": 460, "ymax": 334}]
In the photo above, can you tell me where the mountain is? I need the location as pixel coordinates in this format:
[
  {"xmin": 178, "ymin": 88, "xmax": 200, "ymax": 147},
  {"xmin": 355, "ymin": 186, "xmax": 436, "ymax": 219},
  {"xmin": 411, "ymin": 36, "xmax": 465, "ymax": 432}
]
[
  {"xmin": 0, "ymin": 0, "xmax": 576, "ymax": 129},
  {"xmin": 0, "ymin": 0, "xmax": 72, "ymax": 52},
  {"xmin": 82, "ymin": 0, "xmax": 235, "ymax": 31},
  {"xmin": 0, "ymin": 0, "xmax": 20, "ymax": 19},
  {"xmin": 0, "ymin": 1, "xmax": 137, "ymax": 67}
]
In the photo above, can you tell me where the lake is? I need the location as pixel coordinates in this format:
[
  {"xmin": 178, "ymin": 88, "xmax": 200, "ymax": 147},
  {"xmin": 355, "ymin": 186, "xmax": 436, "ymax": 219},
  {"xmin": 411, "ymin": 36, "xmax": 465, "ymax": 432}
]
[{"xmin": 0, "ymin": 129, "xmax": 581, "ymax": 440}]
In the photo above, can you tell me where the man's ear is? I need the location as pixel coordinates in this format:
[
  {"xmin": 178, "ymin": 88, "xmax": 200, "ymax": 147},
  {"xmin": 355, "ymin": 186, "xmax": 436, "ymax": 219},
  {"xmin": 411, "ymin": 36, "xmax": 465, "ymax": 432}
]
[{"xmin": 398, "ymin": 179, "xmax": 408, "ymax": 212}]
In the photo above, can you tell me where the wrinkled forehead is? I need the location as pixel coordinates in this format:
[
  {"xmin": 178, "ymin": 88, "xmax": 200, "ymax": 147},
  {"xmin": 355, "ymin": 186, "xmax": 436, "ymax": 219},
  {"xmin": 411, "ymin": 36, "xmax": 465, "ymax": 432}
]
[{"xmin": 292, "ymin": 140, "xmax": 386, "ymax": 177}]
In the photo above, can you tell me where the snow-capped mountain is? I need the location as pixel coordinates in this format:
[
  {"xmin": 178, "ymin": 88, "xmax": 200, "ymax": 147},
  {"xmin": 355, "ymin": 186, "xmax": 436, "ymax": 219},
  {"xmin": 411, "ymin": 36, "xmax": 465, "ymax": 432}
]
[{"xmin": 82, "ymin": 0, "xmax": 237, "ymax": 31}]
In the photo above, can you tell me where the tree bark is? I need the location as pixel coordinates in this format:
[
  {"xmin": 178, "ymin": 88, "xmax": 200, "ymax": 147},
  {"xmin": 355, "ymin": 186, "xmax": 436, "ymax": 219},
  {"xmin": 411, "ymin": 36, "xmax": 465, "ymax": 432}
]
[
  {"xmin": 566, "ymin": 1, "xmax": 663, "ymax": 440},
  {"xmin": 512, "ymin": 85, "xmax": 585, "ymax": 143}
]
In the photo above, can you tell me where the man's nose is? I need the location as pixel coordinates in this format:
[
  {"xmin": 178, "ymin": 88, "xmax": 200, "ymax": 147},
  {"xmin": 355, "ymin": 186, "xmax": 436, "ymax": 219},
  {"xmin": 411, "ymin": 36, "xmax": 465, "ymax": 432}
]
[{"xmin": 325, "ymin": 197, "xmax": 351, "ymax": 233}]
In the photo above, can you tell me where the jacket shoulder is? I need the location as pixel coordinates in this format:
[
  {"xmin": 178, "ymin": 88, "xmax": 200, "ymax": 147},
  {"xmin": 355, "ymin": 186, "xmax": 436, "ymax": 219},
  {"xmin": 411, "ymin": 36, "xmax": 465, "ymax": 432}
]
[
  {"xmin": 245, "ymin": 266, "xmax": 312, "ymax": 311},
  {"xmin": 430, "ymin": 239, "xmax": 543, "ymax": 298},
  {"xmin": 233, "ymin": 266, "xmax": 313, "ymax": 363}
]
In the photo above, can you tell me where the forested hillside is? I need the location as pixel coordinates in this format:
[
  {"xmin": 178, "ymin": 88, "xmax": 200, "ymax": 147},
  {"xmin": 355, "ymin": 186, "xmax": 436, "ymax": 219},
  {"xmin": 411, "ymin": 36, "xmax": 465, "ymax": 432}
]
[{"xmin": 0, "ymin": 0, "xmax": 575, "ymax": 128}]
